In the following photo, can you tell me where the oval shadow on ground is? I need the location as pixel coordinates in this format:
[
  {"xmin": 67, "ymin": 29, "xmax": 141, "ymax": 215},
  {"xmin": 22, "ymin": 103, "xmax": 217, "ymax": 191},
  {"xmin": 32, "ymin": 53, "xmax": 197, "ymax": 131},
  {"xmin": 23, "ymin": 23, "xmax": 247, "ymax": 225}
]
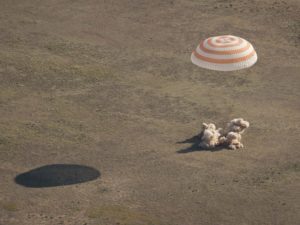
[{"xmin": 15, "ymin": 164, "xmax": 100, "ymax": 188}]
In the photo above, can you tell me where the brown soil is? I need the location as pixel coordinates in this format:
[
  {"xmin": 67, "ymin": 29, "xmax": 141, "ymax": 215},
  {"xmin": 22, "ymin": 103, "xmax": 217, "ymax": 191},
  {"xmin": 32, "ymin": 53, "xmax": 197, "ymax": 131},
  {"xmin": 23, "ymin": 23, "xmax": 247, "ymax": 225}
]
[{"xmin": 0, "ymin": 0, "xmax": 299, "ymax": 225}]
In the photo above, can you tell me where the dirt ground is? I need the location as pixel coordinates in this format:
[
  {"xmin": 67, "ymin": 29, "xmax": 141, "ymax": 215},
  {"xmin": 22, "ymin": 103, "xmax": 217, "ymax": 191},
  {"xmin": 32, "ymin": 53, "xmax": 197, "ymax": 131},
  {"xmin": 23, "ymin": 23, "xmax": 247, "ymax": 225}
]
[{"xmin": 0, "ymin": 0, "xmax": 299, "ymax": 224}]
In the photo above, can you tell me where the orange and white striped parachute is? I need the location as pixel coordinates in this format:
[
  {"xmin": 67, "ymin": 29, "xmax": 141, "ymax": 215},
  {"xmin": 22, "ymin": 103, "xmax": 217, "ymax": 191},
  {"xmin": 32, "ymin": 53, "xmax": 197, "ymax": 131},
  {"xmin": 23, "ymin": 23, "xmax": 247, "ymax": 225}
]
[{"xmin": 191, "ymin": 35, "xmax": 257, "ymax": 71}]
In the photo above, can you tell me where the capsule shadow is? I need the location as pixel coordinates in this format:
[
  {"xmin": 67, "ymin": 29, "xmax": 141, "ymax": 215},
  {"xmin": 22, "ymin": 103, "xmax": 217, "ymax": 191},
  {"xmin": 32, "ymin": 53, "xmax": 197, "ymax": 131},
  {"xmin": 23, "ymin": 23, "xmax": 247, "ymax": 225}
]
[{"xmin": 15, "ymin": 164, "xmax": 100, "ymax": 188}]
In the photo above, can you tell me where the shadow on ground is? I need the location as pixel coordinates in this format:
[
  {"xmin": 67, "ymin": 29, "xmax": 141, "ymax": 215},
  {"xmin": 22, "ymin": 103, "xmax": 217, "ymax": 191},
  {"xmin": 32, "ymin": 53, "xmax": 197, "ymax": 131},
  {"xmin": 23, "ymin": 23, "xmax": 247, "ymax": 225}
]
[
  {"xmin": 177, "ymin": 132, "xmax": 228, "ymax": 153},
  {"xmin": 15, "ymin": 164, "xmax": 100, "ymax": 188}
]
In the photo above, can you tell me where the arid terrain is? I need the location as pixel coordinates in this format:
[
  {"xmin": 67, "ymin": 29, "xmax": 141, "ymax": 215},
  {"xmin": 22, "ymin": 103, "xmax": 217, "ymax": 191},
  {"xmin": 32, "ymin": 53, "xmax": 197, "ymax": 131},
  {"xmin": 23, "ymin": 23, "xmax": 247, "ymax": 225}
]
[{"xmin": 0, "ymin": 0, "xmax": 299, "ymax": 225}]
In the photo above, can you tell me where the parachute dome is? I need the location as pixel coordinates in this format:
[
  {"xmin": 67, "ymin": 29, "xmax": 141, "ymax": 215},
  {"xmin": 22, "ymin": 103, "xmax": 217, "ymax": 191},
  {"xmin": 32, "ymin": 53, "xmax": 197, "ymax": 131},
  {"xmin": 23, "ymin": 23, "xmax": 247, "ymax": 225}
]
[{"xmin": 191, "ymin": 35, "xmax": 257, "ymax": 71}]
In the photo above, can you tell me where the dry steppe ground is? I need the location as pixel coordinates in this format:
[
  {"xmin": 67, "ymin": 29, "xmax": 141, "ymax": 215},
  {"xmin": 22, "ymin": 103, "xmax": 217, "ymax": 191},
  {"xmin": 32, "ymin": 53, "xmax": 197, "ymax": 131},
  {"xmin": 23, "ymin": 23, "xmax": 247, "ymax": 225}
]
[{"xmin": 0, "ymin": 0, "xmax": 299, "ymax": 225}]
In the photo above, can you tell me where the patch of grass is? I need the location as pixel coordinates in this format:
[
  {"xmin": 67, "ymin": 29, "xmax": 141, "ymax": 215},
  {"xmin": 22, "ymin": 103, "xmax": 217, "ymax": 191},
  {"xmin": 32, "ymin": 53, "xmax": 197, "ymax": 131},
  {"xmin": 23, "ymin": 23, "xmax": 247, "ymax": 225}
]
[
  {"xmin": 1, "ymin": 202, "xmax": 18, "ymax": 212},
  {"xmin": 0, "ymin": 119, "xmax": 91, "ymax": 150},
  {"xmin": 87, "ymin": 205, "xmax": 161, "ymax": 225},
  {"xmin": 0, "ymin": 88, "xmax": 20, "ymax": 104},
  {"xmin": 284, "ymin": 163, "xmax": 300, "ymax": 173},
  {"xmin": 0, "ymin": 136, "xmax": 9, "ymax": 145},
  {"xmin": 0, "ymin": 46, "xmax": 115, "ymax": 91}
]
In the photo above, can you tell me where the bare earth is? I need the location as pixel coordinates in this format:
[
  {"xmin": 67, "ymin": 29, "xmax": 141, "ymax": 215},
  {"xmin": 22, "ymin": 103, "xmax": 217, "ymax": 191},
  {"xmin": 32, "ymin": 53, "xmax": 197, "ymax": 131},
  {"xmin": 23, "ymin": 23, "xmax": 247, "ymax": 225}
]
[{"xmin": 0, "ymin": 0, "xmax": 299, "ymax": 225}]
